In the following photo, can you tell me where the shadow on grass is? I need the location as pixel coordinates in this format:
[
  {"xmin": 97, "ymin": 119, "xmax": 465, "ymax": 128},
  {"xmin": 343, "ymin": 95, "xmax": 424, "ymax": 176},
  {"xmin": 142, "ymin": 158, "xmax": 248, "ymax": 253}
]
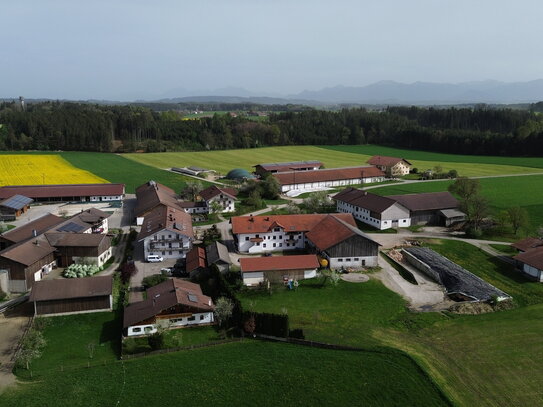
[{"xmin": 100, "ymin": 308, "xmax": 122, "ymax": 359}]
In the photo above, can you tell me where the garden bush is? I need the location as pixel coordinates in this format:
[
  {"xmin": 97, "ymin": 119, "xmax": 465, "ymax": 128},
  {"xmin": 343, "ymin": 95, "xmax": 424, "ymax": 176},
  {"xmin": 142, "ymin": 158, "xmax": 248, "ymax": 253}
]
[
  {"xmin": 142, "ymin": 274, "xmax": 168, "ymax": 289},
  {"xmin": 63, "ymin": 263, "xmax": 101, "ymax": 278}
]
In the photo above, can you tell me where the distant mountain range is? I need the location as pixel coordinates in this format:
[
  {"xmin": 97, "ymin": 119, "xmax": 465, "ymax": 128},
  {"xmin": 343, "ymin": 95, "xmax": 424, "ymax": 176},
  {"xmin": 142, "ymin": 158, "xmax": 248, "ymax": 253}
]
[{"xmin": 4, "ymin": 80, "xmax": 543, "ymax": 106}]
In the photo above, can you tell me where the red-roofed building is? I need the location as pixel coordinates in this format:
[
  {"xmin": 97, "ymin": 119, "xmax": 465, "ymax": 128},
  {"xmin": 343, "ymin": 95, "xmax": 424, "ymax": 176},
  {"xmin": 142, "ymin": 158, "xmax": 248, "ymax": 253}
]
[
  {"xmin": 513, "ymin": 246, "xmax": 543, "ymax": 282},
  {"xmin": 273, "ymin": 166, "xmax": 385, "ymax": 193},
  {"xmin": 186, "ymin": 246, "xmax": 207, "ymax": 277},
  {"xmin": 198, "ymin": 185, "xmax": 238, "ymax": 213},
  {"xmin": 240, "ymin": 255, "xmax": 319, "ymax": 286},
  {"xmin": 0, "ymin": 184, "xmax": 124, "ymax": 202},
  {"xmin": 367, "ymin": 156, "xmax": 411, "ymax": 177}
]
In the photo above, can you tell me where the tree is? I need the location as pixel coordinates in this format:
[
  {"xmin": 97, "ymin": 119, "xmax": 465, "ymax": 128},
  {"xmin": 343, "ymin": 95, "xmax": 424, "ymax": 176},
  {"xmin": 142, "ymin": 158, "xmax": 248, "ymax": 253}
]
[
  {"xmin": 259, "ymin": 174, "xmax": 281, "ymax": 200},
  {"xmin": 507, "ymin": 207, "xmax": 529, "ymax": 235},
  {"xmin": 246, "ymin": 189, "xmax": 264, "ymax": 209},
  {"xmin": 203, "ymin": 225, "xmax": 222, "ymax": 245},
  {"xmin": 465, "ymin": 194, "xmax": 489, "ymax": 231},
  {"xmin": 182, "ymin": 181, "xmax": 203, "ymax": 201},
  {"xmin": 303, "ymin": 191, "xmax": 333, "ymax": 213},
  {"xmin": 147, "ymin": 330, "xmax": 165, "ymax": 350},
  {"xmin": 209, "ymin": 200, "xmax": 223, "ymax": 214},
  {"xmin": 214, "ymin": 297, "xmax": 234, "ymax": 326},
  {"xmin": 448, "ymin": 177, "xmax": 481, "ymax": 205},
  {"xmin": 448, "ymin": 169, "xmax": 458, "ymax": 178}
]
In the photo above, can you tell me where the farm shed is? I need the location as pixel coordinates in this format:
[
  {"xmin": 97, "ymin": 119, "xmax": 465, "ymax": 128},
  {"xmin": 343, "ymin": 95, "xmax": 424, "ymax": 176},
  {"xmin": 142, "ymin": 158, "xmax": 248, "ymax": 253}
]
[
  {"xmin": 403, "ymin": 247, "xmax": 510, "ymax": 302},
  {"xmin": 240, "ymin": 254, "xmax": 319, "ymax": 286},
  {"xmin": 388, "ymin": 192, "xmax": 459, "ymax": 226},
  {"xmin": 253, "ymin": 161, "xmax": 323, "ymax": 177},
  {"xmin": 512, "ymin": 237, "xmax": 543, "ymax": 253},
  {"xmin": 273, "ymin": 166, "xmax": 385, "ymax": 193},
  {"xmin": 0, "ymin": 184, "xmax": 125, "ymax": 203},
  {"xmin": 123, "ymin": 279, "xmax": 214, "ymax": 337},
  {"xmin": 513, "ymin": 246, "xmax": 543, "ymax": 281},
  {"xmin": 439, "ymin": 209, "xmax": 467, "ymax": 227},
  {"xmin": 29, "ymin": 276, "xmax": 113, "ymax": 316},
  {"xmin": 0, "ymin": 194, "xmax": 33, "ymax": 220}
]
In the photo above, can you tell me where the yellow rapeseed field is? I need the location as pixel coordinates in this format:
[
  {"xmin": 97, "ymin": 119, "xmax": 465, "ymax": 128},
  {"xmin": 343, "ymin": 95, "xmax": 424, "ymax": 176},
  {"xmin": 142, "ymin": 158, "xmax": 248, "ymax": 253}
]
[{"xmin": 0, "ymin": 155, "xmax": 107, "ymax": 186}]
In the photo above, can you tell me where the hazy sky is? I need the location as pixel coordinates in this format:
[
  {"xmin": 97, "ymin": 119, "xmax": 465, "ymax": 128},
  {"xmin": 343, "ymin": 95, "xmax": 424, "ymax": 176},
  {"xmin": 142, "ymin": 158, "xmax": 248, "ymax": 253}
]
[{"xmin": 2, "ymin": 0, "xmax": 542, "ymax": 100}]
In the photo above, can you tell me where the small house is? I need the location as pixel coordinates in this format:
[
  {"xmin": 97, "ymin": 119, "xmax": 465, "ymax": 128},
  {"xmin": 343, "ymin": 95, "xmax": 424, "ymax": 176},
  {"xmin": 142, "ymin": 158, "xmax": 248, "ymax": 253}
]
[
  {"xmin": 0, "ymin": 194, "xmax": 33, "ymax": 221},
  {"xmin": 367, "ymin": 156, "xmax": 411, "ymax": 177}
]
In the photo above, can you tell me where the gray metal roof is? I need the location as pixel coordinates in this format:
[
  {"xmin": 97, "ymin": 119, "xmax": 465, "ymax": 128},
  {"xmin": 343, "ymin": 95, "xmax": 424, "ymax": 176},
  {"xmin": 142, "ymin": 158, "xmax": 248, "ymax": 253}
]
[
  {"xmin": 404, "ymin": 247, "xmax": 510, "ymax": 302},
  {"xmin": 439, "ymin": 209, "xmax": 466, "ymax": 218},
  {"xmin": 0, "ymin": 194, "xmax": 33, "ymax": 210},
  {"xmin": 205, "ymin": 241, "xmax": 231, "ymax": 265}
]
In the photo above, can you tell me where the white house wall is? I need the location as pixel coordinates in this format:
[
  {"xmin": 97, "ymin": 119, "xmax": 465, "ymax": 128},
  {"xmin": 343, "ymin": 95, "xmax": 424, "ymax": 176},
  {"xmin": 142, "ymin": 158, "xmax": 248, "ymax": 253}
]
[
  {"xmin": 329, "ymin": 255, "xmax": 378, "ymax": 269},
  {"xmin": 143, "ymin": 229, "xmax": 192, "ymax": 260},
  {"xmin": 243, "ymin": 272, "xmax": 264, "ymax": 286},
  {"xmin": 126, "ymin": 312, "xmax": 214, "ymax": 337},
  {"xmin": 522, "ymin": 263, "xmax": 543, "ymax": 281},
  {"xmin": 336, "ymin": 201, "xmax": 410, "ymax": 230},
  {"xmin": 237, "ymin": 230, "xmax": 306, "ymax": 253},
  {"xmin": 281, "ymin": 176, "xmax": 385, "ymax": 192}
]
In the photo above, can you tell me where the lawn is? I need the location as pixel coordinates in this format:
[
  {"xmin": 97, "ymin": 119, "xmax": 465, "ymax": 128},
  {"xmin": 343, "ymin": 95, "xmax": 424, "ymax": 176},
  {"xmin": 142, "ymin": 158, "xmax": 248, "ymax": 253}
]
[
  {"xmin": 2, "ymin": 341, "xmax": 450, "ymax": 407},
  {"xmin": 489, "ymin": 243, "xmax": 519, "ymax": 256},
  {"xmin": 371, "ymin": 175, "xmax": 543, "ymax": 233},
  {"xmin": 239, "ymin": 278, "xmax": 408, "ymax": 347},
  {"xmin": 123, "ymin": 145, "xmax": 543, "ymax": 177},
  {"xmin": 0, "ymin": 154, "xmax": 106, "ymax": 186}
]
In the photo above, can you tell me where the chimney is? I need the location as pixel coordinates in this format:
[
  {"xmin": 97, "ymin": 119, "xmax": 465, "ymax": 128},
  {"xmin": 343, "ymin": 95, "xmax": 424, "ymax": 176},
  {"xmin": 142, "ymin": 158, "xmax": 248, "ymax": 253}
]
[{"xmin": 249, "ymin": 215, "xmax": 254, "ymax": 222}]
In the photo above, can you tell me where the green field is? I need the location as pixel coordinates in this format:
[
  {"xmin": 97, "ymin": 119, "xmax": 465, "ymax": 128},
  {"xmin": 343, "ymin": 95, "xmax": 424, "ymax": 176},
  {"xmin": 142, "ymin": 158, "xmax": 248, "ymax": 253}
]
[
  {"xmin": 370, "ymin": 175, "xmax": 543, "ymax": 233},
  {"xmin": 124, "ymin": 145, "xmax": 543, "ymax": 177},
  {"xmin": 2, "ymin": 342, "xmax": 449, "ymax": 407}
]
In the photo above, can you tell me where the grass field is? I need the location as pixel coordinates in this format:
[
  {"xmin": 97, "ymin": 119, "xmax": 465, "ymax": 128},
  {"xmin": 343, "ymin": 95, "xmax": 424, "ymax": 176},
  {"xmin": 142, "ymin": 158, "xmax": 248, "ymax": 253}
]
[
  {"xmin": 371, "ymin": 175, "xmax": 543, "ymax": 233},
  {"xmin": 0, "ymin": 154, "xmax": 106, "ymax": 186},
  {"xmin": 124, "ymin": 145, "xmax": 543, "ymax": 177},
  {"xmin": 3, "ymin": 341, "xmax": 450, "ymax": 407}
]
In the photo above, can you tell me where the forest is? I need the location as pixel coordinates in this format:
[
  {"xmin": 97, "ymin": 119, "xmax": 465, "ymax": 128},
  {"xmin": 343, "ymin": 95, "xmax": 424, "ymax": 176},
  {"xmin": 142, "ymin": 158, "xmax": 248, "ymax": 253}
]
[{"xmin": 1, "ymin": 100, "xmax": 543, "ymax": 156}]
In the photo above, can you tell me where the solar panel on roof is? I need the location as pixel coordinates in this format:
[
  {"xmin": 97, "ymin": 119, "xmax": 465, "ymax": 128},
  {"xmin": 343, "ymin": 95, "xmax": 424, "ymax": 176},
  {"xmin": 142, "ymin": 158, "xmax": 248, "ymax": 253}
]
[
  {"xmin": 57, "ymin": 222, "xmax": 85, "ymax": 233},
  {"xmin": 0, "ymin": 194, "xmax": 33, "ymax": 210},
  {"xmin": 187, "ymin": 294, "xmax": 198, "ymax": 303}
]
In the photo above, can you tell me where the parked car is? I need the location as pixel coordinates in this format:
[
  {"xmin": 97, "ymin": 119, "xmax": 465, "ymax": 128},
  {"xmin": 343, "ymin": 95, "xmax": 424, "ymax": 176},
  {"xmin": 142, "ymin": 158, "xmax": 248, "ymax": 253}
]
[
  {"xmin": 147, "ymin": 255, "xmax": 163, "ymax": 263},
  {"xmin": 160, "ymin": 267, "xmax": 173, "ymax": 276}
]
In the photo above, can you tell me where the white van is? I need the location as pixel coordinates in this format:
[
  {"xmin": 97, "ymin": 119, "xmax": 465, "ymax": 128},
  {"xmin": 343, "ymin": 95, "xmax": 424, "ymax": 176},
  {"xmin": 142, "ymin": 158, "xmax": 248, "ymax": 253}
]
[{"xmin": 147, "ymin": 255, "xmax": 163, "ymax": 263}]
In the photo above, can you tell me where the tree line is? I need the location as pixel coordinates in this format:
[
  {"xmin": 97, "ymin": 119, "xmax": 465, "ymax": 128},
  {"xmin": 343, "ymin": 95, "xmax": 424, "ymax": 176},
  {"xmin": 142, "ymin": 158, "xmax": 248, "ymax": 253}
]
[{"xmin": 1, "ymin": 100, "xmax": 543, "ymax": 155}]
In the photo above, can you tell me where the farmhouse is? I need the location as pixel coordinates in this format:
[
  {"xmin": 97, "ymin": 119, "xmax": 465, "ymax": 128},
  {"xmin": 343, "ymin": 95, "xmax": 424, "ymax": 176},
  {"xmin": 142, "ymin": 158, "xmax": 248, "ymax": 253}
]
[
  {"xmin": 138, "ymin": 205, "xmax": 193, "ymax": 260},
  {"xmin": 0, "ymin": 195, "xmax": 33, "ymax": 221},
  {"xmin": 240, "ymin": 254, "xmax": 319, "ymax": 286},
  {"xmin": 29, "ymin": 276, "xmax": 113, "ymax": 316},
  {"xmin": 403, "ymin": 247, "xmax": 510, "ymax": 302},
  {"xmin": 198, "ymin": 185, "xmax": 238, "ymax": 213},
  {"xmin": 253, "ymin": 161, "xmax": 323, "ymax": 177},
  {"xmin": 334, "ymin": 188, "xmax": 411, "ymax": 230},
  {"xmin": 0, "ymin": 208, "xmax": 112, "ymax": 293},
  {"xmin": 123, "ymin": 279, "xmax": 215, "ymax": 337},
  {"xmin": 0, "ymin": 183, "xmax": 125, "ymax": 203},
  {"xmin": 135, "ymin": 180, "xmax": 185, "ymax": 220},
  {"xmin": 367, "ymin": 156, "xmax": 412, "ymax": 177},
  {"xmin": 305, "ymin": 214, "xmax": 381, "ymax": 269},
  {"xmin": 273, "ymin": 166, "xmax": 385, "ymax": 194},
  {"xmin": 388, "ymin": 192, "xmax": 461, "ymax": 226},
  {"xmin": 512, "ymin": 237, "xmax": 543, "ymax": 281}
]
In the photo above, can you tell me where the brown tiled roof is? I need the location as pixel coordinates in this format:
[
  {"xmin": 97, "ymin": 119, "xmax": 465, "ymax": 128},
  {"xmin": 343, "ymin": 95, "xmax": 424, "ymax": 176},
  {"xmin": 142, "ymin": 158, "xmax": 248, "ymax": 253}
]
[
  {"xmin": 333, "ymin": 187, "xmax": 401, "ymax": 213},
  {"xmin": 255, "ymin": 161, "xmax": 323, "ymax": 172},
  {"xmin": 177, "ymin": 201, "xmax": 207, "ymax": 209},
  {"xmin": 123, "ymin": 279, "xmax": 213, "ymax": 328},
  {"xmin": 199, "ymin": 185, "xmax": 237, "ymax": 201},
  {"xmin": 231, "ymin": 213, "xmax": 356, "ymax": 235},
  {"xmin": 367, "ymin": 156, "xmax": 411, "ymax": 167},
  {"xmin": 135, "ymin": 181, "xmax": 184, "ymax": 217},
  {"xmin": 273, "ymin": 166, "xmax": 385, "ymax": 185},
  {"xmin": 0, "ymin": 213, "xmax": 63, "ymax": 244},
  {"xmin": 0, "ymin": 184, "xmax": 124, "ymax": 200},
  {"xmin": 137, "ymin": 205, "xmax": 193, "ymax": 241},
  {"xmin": 511, "ymin": 237, "xmax": 543, "ymax": 252},
  {"xmin": 0, "ymin": 235, "xmax": 56, "ymax": 266},
  {"xmin": 29, "ymin": 276, "xmax": 113, "ymax": 302},
  {"xmin": 186, "ymin": 246, "xmax": 207, "ymax": 272},
  {"xmin": 240, "ymin": 254, "xmax": 319, "ymax": 273},
  {"xmin": 76, "ymin": 208, "xmax": 111, "ymax": 224},
  {"xmin": 514, "ymin": 247, "xmax": 543, "ymax": 271},
  {"xmin": 387, "ymin": 192, "xmax": 458, "ymax": 212},
  {"xmin": 45, "ymin": 233, "xmax": 110, "ymax": 248},
  {"xmin": 306, "ymin": 215, "xmax": 380, "ymax": 251}
]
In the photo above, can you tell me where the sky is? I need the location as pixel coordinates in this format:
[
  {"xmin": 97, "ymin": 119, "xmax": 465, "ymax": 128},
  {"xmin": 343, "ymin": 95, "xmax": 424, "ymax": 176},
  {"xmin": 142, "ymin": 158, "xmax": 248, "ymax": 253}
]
[{"xmin": 2, "ymin": 0, "xmax": 542, "ymax": 100}]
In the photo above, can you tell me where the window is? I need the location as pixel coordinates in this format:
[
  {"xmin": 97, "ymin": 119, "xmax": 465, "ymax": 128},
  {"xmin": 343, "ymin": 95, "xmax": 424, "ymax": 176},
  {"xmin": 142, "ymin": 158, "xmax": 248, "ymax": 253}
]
[
  {"xmin": 200, "ymin": 315, "xmax": 205, "ymax": 320},
  {"xmin": 256, "ymin": 234, "xmax": 260, "ymax": 238},
  {"xmin": 168, "ymin": 234, "xmax": 172, "ymax": 238},
  {"xmin": 263, "ymin": 244, "xmax": 267, "ymax": 248},
  {"xmin": 354, "ymin": 258, "xmax": 359, "ymax": 261},
  {"xmin": 245, "ymin": 237, "xmax": 249, "ymax": 241},
  {"xmin": 169, "ymin": 251, "xmax": 172, "ymax": 255},
  {"xmin": 338, "ymin": 258, "xmax": 343, "ymax": 262},
  {"xmin": 188, "ymin": 316, "xmax": 195, "ymax": 321},
  {"xmin": 274, "ymin": 227, "xmax": 280, "ymax": 232},
  {"xmin": 256, "ymin": 242, "xmax": 260, "ymax": 246},
  {"xmin": 273, "ymin": 236, "xmax": 276, "ymax": 240},
  {"xmin": 162, "ymin": 251, "xmax": 166, "ymax": 255},
  {"xmin": 279, "ymin": 243, "xmax": 282, "ymax": 247},
  {"xmin": 346, "ymin": 258, "xmax": 351, "ymax": 262},
  {"xmin": 273, "ymin": 243, "xmax": 276, "ymax": 248},
  {"xmin": 132, "ymin": 327, "xmax": 141, "ymax": 333}
]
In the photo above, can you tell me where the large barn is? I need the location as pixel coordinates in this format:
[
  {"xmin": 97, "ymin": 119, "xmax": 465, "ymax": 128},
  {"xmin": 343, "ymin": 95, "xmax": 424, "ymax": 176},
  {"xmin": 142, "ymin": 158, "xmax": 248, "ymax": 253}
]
[
  {"xmin": 29, "ymin": 276, "xmax": 113, "ymax": 316},
  {"xmin": 0, "ymin": 183, "xmax": 125, "ymax": 203}
]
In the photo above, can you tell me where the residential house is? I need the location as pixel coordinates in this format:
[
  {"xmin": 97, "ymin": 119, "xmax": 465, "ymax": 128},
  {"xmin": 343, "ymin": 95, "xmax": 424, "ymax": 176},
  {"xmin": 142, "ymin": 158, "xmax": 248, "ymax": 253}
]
[
  {"xmin": 135, "ymin": 180, "xmax": 186, "ymax": 223},
  {"xmin": 253, "ymin": 161, "xmax": 323, "ymax": 177},
  {"xmin": 305, "ymin": 215, "xmax": 381, "ymax": 269},
  {"xmin": 0, "ymin": 195, "xmax": 33, "ymax": 221},
  {"xmin": 240, "ymin": 254, "xmax": 319, "ymax": 286},
  {"xmin": 137, "ymin": 205, "xmax": 193, "ymax": 260},
  {"xmin": 198, "ymin": 185, "xmax": 237, "ymax": 213},
  {"xmin": 273, "ymin": 166, "xmax": 385, "ymax": 193},
  {"xmin": 123, "ymin": 279, "xmax": 215, "ymax": 337},
  {"xmin": 334, "ymin": 188, "xmax": 411, "ymax": 230},
  {"xmin": 367, "ymin": 156, "xmax": 412, "ymax": 177},
  {"xmin": 29, "ymin": 276, "xmax": 113, "ymax": 316},
  {"xmin": 0, "ymin": 184, "xmax": 124, "ymax": 203}
]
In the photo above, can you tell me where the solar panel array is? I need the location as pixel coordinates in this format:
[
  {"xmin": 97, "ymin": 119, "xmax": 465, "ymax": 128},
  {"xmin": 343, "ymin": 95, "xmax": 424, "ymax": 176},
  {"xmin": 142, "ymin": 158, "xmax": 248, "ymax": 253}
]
[
  {"xmin": 57, "ymin": 222, "xmax": 86, "ymax": 233},
  {"xmin": 0, "ymin": 194, "xmax": 33, "ymax": 210}
]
